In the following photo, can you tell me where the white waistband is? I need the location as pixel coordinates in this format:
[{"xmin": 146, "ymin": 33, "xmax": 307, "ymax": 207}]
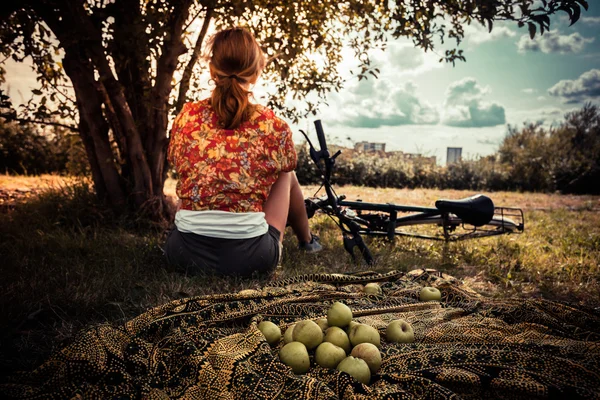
[{"xmin": 174, "ymin": 209, "xmax": 268, "ymax": 239}]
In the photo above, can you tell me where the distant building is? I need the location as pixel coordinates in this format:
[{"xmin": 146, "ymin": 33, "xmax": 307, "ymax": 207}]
[
  {"xmin": 354, "ymin": 141, "xmax": 386, "ymax": 153},
  {"xmin": 300, "ymin": 140, "xmax": 437, "ymax": 167},
  {"xmin": 446, "ymin": 147, "xmax": 462, "ymax": 165}
]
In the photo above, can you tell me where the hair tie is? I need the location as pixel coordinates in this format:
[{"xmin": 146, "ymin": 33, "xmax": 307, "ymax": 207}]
[{"xmin": 227, "ymin": 74, "xmax": 246, "ymax": 83}]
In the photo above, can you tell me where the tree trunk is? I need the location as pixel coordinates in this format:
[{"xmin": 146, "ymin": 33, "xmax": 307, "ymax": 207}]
[
  {"xmin": 145, "ymin": 0, "xmax": 194, "ymax": 220},
  {"xmin": 62, "ymin": 49, "xmax": 127, "ymax": 209},
  {"xmin": 62, "ymin": 0, "xmax": 162, "ymax": 218},
  {"xmin": 32, "ymin": 0, "xmax": 203, "ymax": 224},
  {"xmin": 111, "ymin": 0, "xmax": 152, "ymax": 186}
]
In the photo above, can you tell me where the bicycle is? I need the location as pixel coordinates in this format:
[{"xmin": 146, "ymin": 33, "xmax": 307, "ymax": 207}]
[{"xmin": 301, "ymin": 120, "xmax": 525, "ymax": 265}]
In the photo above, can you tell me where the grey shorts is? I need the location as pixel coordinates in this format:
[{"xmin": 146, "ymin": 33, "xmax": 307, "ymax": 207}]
[{"xmin": 164, "ymin": 225, "xmax": 281, "ymax": 277}]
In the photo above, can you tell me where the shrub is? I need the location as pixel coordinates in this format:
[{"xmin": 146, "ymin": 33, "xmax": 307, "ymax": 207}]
[
  {"xmin": 550, "ymin": 104, "xmax": 600, "ymax": 194},
  {"xmin": 497, "ymin": 103, "xmax": 600, "ymax": 194},
  {"xmin": 295, "ymin": 143, "xmax": 321, "ymax": 185},
  {"xmin": 498, "ymin": 123, "xmax": 554, "ymax": 192},
  {"xmin": 0, "ymin": 118, "xmax": 88, "ymax": 175}
]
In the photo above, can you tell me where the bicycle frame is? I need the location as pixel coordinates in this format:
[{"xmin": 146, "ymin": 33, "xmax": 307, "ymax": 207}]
[{"xmin": 302, "ymin": 120, "xmax": 524, "ymax": 265}]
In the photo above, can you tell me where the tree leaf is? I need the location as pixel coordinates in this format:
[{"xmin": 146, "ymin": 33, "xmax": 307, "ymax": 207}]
[
  {"xmin": 528, "ymin": 22, "xmax": 536, "ymax": 39},
  {"xmin": 570, "ymin": 5, "xmax": 581, "ymax": 26},
  {"xmin": 575, "ymin": 0, "xmax": 589, "ymax": 11}
]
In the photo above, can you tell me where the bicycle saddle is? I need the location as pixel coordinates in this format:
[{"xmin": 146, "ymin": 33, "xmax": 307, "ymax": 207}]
[{"xmin": 435, "ymin": 194, "xmax": 494, "ymax": 227}]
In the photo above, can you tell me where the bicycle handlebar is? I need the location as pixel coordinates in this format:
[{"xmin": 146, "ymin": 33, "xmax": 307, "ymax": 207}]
[
  {"xmin": 314, "ymin": 120, "xmax": 328, "ymax": 154},
  {"xmin": 309, "ymin": 120, "xmax": 339, "ymax": 212}
]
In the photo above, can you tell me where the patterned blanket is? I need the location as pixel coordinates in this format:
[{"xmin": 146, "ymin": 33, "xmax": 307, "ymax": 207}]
[{"xmin": 2, "ymin": 269, "xmax": 599, "ymax": 399}]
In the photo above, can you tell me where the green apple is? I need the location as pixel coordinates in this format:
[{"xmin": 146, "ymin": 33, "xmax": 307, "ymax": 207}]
[
  {"xmin": 316, "ymin": 318, "xmax": 329, "ymax": 332},
  {"xmin": 315, "ymin": 342, "xmax": 346, "ymax": 369},
  {"xmin": 327, "ymin": 302, "xmax": 353, "ymax": 328},
  {"xmin": 346, "ymin": 320, "xmax": 360, "ymax": 335},
  {"xmin": 420, "ymin": 286, "xmax": 442, "ymax": 302},
  {"xmin": 386, "ymin": 319, "xmax": 415, "ymax": 343},
  {"xmin": 337, "ymin": 356, "xmax": 371, "ymax": 384},
  {"xmin": 279, "ymin": 341, "xmax": 310, "ymax": 374},
  {"xmin": 363, "ymin": 283, "xmax": 382, "ymax": 295},
  {"xmin": 258, "ymin": 320, "xmax": 281, "ymax": 346},
  {"xmin": 323, "ymin": 326, "xmax": 351, "ymax": 354},
  {"xmin": 350, "ymin": 343, "xmax": 382, "ymax": 374},
  {"xmin": 283, "ymin": 324, "xmax": 295, "ymax": 344},
  {"xmin": 347, "ymin": 322, "xmax": 361, "ymax": 340},
  {"xmin": 292, "ymin": 320, "xmax": 323, "ymax": 350},
  {"xmin": 349, "ymin": 324, "xmax": 381, "ymax": 348}
]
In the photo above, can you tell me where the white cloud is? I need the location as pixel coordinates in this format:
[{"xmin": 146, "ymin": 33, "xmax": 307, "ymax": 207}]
[
  {"xmin": 548, "ymin": 69, "xmax": 600, "ymax": 103},
  {"xmin": 540, "ymin": 108, "xmax": 563, "ymax": 116},
  {"xmin": 386, "ymin": 44, "xmax": 425, "ymax": 70},
  {"xmin": 522, "ymin": 88, "xmax": 536, "ymax": 94},
  {"xmin": 442, "ymin": 78, "xmax": 506, "ymax": 127},
  {"xmin": 333, "ymin": 39, "xmax": 443, "ymax": 85},
  {"xmin": 333, "ymin": 78, "xmax": 439, "ymax": 128},
  {"xmin": 464, "ymin": 24, "xmax": 516, "ymax": 45},
  {"xmin": 582, "ymin": 16, "xmax": 600, "ymax": 24},
  {"xmin": 506, "ymin": 106, "xmax": 572, "ymax": 128},
  {"xmin": 373, "ymin": 41, "xmax": 444, "ymax": 78},
  {"xmin": 517, "ymin": 31, "xmax": 595, "ymax": 54},
  {"xmin": 537, "ymin": 96, "xmax": 546, "ymax": 101}
]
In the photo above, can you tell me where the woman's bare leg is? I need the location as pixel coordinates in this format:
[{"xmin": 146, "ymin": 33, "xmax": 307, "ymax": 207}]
[
  {"xmin": 287, "ymin": 171, "xmax": 311, "ymax": 243},
  {"xmin": 263, "ymin": 172, "xmax": 290, "ymax": 241},
  {"xmin": 264, "ymin": 171, "xmax": 311, "ymax": 242}
]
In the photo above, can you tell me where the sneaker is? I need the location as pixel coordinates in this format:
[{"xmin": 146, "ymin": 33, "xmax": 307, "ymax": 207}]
[{"xmin": 299, "ymin": 234, "xmax": 323, "ymax": 253}]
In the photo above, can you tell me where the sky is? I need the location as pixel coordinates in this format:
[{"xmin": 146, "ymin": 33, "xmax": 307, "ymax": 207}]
[
  {"xmin": 2, "ymin": 4, "xmax": 599, "ymax": 165},
  {"xmin": 278, "ymin": 6, "xmax": 600, "ymax": 164}
]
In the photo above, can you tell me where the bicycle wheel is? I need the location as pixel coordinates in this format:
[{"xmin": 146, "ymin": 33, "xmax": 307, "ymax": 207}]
[
  {"xmin": 351, "ymin": 212, "xmax": 456, "ymax": 240},
  {"xmin": 355, "ymin": 211, "xmax": 521, "ymax": 241},
  {"xmin": 391, "ymin": 213, "xmax": 521, "ymax": 241}
]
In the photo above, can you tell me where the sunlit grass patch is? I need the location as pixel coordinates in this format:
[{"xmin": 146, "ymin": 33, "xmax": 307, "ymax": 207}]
[{"xmin": 283, "ymin": 188, "xmax": 600, "ymax": 306}]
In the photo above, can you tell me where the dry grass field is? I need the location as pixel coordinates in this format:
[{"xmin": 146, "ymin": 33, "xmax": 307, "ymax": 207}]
[{"xmin": 1, "ymin": 174, "xmax": 599, "ymax": 379}]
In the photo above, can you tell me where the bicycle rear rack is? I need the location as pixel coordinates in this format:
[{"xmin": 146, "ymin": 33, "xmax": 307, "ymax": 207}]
[
  {"xmin": 493, "ymin": 206, "xmax": 525, "ymax": 232},
  {"xmin": 444, "ymin": 206, "xmax": 525, "ymax": 241}
]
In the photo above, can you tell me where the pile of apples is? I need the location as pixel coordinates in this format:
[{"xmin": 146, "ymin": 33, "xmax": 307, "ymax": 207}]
[{"xmin": 257, "ymin": 284, "xmax": 442, "ymax": 385}]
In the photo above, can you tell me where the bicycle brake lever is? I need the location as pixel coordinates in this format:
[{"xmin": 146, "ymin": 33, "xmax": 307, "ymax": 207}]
[
  {"xmin": 300, "ymin": 130, "xmax": 316, "ymax": 153},
  {"xmin": 300, "ymin": 129, "xmax": 324, "ymax": 166}
]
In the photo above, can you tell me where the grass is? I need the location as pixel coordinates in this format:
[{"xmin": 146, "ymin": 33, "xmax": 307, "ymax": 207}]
[{"xmin": 1, "ymin": 175, "xmax": 599, "ymax": 381}]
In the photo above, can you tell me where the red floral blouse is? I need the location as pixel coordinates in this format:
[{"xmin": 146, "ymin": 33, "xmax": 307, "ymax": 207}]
[{"xmin": 168, "ymin": 99, "xmax": 297, "ymax": 213}]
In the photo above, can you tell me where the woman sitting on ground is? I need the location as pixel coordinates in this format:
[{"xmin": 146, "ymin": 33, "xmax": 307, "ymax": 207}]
[{"xmin": 165, "ymin": 27, "xmax": 321, "ymax": 277}]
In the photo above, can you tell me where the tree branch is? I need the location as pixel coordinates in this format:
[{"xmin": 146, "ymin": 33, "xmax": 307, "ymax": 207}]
[
  {"xmin": 1, "ymin": 115, "xmax": 78, "ymax": 132},
  {"xmin": 182, "ymin": 2, "xmax": 205, "ymax": 33},
  {"xmin": 44, "ymin": 79, "xmax": 77, "ymax": 105},
  {"xmin": 175, "ymin": 6, "xmax": 213, "ymax": 115},
  {"xmin": 152, "ymin": 0, "xmax": 193, "ymax": 105},
  {"xmin": 110, "ymin": 0, "xmax": 151, "ymax": 140},
  {"xmin": 148, "ymin": 0, "xmax": 193, "ymax": 194}
]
